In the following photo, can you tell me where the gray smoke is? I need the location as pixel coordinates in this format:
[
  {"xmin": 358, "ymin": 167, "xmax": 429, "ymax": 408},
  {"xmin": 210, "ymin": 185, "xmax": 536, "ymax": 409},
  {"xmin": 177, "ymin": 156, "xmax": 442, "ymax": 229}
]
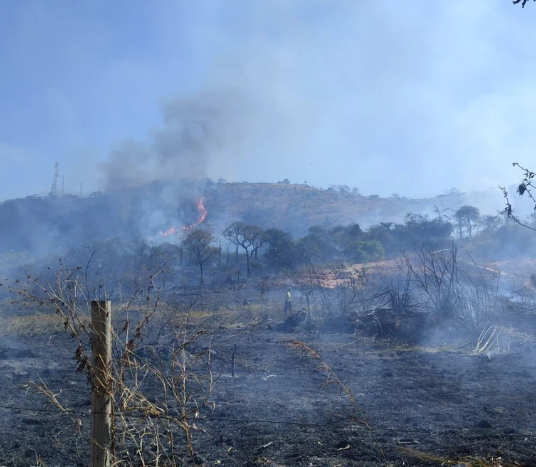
[
  {"xmin": 99, "ymin": 0, "xmax": 320, "ymax": 192},
  {"xmin": 97, "ymin": 0, "xmax": 534, "ymax": 197},
  {"xmin": 102, "ymin": 88, "xmax": 253, "ymax": 190}
]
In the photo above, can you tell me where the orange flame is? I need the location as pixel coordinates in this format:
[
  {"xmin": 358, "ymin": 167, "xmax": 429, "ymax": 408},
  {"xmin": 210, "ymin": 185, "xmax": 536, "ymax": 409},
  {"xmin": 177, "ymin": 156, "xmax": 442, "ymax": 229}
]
[
  {"xmin": 182, "ymin": 197, "xmax": 208, "ymax": 230},
  {"xmin": 162, "ymin": 197, "xmax": 208, "ymax": 237},
  {"xmin": 162, "ymin": 227, "xmax": 177, "ymax": 237}
]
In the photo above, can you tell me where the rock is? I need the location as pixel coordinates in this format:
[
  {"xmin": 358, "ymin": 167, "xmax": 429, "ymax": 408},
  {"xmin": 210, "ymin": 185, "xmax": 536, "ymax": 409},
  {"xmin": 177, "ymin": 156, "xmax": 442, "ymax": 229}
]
[
  {"xmin": 21, "ymin": 418, "xmax": 41, "ymax": 425},
  {"xmin": 477, "ymin": 419, "xmax": 492, "ymax": 429}
]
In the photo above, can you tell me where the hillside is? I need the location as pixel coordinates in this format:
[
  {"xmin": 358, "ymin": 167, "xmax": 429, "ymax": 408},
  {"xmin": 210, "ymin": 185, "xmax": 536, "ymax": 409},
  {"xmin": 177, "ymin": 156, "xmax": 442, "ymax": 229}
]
[
  {"xmin": 204, "ymin": 181, "xmax": 504, "ymax": 235},
  {"xmin": 0, "ymin": 179, "xmax": 507, "ymax": 255}
]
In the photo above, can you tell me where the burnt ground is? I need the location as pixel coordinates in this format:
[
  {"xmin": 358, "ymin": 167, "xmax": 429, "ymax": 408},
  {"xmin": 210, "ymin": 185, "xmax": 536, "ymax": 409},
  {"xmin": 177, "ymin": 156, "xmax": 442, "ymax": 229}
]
[{"xmin": 1, "ymin": 306, "xmax": 536, "ymax": 467}]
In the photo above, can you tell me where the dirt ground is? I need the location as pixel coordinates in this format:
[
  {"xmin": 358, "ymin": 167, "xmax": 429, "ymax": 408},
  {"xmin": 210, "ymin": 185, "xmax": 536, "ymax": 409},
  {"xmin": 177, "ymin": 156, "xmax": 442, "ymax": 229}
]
[{"xmin": 1, "ymin": 301, "xmax": 536, "ymax": 467}]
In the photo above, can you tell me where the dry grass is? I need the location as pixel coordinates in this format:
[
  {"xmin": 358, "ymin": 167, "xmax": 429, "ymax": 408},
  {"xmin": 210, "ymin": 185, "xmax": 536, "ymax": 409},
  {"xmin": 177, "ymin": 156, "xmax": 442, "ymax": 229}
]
[
  {"xmin": 396, "ymin": 446, "xmax": 447, "ymax": 463},
  {"xmin": 397, "ymin": 446, "xmax": 527, "ymax": 466},
  {"xmin": 0, "ymin": 313, "xmax": 65, "ymax": 336},
  {"xmin": 210, "ymin": 181, "xmax": 477, "ymax": 233},
  {"xmin": 391, "ymin": 343, "xmax": 472, "ymax": 355}
]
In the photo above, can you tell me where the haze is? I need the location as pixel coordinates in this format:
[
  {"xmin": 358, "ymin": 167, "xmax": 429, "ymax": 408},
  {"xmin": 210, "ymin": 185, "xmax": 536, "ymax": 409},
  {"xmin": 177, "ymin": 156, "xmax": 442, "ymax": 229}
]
[{"xmin": 0, "ymin": 0, "xmax": 534, "ymax": 200}]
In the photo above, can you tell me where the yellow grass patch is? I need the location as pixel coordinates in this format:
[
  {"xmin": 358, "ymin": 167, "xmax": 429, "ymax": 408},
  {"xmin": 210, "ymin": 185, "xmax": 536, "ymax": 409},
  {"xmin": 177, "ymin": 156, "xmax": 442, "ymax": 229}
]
[{"xmin": 0, "ymin": 313, "xmax": 64, "ymax": 337}]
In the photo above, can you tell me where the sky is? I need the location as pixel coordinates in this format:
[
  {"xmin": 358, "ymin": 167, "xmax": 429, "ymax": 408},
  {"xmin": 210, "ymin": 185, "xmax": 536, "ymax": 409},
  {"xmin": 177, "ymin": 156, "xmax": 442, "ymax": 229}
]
[{"xmin": 0, "ymin": 0, "xmax": 535, "ymax": 200}]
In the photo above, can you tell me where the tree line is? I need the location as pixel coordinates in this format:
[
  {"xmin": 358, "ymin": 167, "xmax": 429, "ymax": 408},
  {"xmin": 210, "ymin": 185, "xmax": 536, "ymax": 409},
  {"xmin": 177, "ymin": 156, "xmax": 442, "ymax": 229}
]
[{"xmin": 181, "ymin": 199, "xmax": 536, "ymax": 285}]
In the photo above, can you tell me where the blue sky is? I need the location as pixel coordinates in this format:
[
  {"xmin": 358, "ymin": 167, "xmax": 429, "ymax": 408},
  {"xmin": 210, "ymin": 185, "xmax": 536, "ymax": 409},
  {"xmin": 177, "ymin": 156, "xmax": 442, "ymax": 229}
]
[{"xmin": 1, "ymin": 0, "xmax": 535, "ymax": 200}]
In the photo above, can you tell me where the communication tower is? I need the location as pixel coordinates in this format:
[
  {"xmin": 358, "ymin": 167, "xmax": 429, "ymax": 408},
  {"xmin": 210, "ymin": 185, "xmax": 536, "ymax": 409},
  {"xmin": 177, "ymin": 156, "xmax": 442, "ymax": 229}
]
[{"xmin": 50, "ymin": 162, "xmax": 60, "ymax": 197}]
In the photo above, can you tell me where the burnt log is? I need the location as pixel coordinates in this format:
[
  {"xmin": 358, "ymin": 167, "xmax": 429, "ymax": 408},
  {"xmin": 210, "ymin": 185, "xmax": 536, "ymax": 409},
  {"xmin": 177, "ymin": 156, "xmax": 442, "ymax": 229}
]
[
  {"xmin": 356, "ymin": 308, "xmax": 427, "ymax": 342},
  {"xmin": 275, "ymin": 311, "xmax": 309, "ymax": 332}
]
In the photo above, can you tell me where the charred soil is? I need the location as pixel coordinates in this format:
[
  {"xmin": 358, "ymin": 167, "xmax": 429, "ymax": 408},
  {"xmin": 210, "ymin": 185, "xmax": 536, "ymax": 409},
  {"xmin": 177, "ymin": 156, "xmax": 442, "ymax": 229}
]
[{"xmin": 1, "ymin": 304, "xmax": 536, "ymax": 467}]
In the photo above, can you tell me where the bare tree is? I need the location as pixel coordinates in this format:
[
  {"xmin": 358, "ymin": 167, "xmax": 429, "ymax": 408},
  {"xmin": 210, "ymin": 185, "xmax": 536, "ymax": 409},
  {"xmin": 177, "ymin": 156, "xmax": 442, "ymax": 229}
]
[
  {"xmin": 501, "ymin": 162, "xmax": 536, "ymax": 232},
  {"xmin": 403, "ymin": 244, "xmax": 461, "ymax": 320},
  {"xmin": 402, "ymin": 243, "xmax": 502, "ymax": 330},
  {"xmin": 513, "ymin": 0, "xmax": 534, "ymax": 7},
  {"xmin": 183, "ymin": 229, "xmax": 218, "ymax": 285},
  {"xmin": 223, "ymin": 222, "xmax": 264, "ymax": 278}
]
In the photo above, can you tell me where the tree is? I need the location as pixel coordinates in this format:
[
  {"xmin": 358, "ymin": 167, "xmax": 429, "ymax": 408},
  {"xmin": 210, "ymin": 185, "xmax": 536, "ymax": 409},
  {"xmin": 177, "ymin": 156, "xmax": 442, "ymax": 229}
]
[
  {"xmin": 223, "ymin": 222, "xmax": 264, "ymax": 278},
  {"xmin": 183, "ymin": 229, "xmax": 218, "ymax": 285},
  {"xmin": 403, "ymin": 213, "xmax": 453, "ymax": 245},
  {"xmin": 481, "ymin": 215, "xmax": 502, "ymax": 233},
  {"xmin": 330, "ymin": 223, "xmax": 364, "ymax": 259},
  {"xmin": 433, "ymin": 205, "xmax": 453, "ymax": 222},
  {"xmin": 343, "ymin": 240, "xmax": 384, "ymax": 263},
  {"xmin": 454, "ymin": 205, "xmax": 480, "ymax": 239},
  {"xmin": 296, "ymin": 225, "xmax": 337, "ymax": 263},
  {"xmin": 366, "ymin": 223, "xmax": 396, "ymax": 255},
  {"xmin": 263, "ymin": 228, "xmax": 297, "ymax": 272}
]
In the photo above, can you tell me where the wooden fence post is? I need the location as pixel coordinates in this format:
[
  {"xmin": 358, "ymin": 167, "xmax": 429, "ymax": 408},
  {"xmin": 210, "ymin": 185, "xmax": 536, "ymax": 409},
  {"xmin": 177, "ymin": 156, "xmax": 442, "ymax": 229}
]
[{"xmin": 90, "ymin": 300, "xmax": 112, "ymax": 467}]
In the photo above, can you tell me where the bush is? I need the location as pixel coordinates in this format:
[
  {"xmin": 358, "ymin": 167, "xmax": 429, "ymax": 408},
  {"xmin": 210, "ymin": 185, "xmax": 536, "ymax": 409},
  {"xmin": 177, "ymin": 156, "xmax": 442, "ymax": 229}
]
[{"xmin": 344, "ymin": 240, "xmax": 384, "ymax": 263}]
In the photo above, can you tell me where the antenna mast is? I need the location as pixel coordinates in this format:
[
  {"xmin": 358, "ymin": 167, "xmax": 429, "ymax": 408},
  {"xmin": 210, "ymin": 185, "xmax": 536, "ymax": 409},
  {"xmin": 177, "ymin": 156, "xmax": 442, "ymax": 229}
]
[{"xmin": 50, "ymin": 162, "xmax": 59, "ymax": 197}]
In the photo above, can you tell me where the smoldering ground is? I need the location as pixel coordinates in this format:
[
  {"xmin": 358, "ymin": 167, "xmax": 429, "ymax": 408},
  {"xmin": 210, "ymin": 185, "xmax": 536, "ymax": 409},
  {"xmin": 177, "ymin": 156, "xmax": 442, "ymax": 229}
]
[
  {"xmin": 1, "ymin": 212, "xmax": 536, "ymax": 466},
  {"xmin": 2, "ymin": 275, "xmax": 536, "ymax": 466}
]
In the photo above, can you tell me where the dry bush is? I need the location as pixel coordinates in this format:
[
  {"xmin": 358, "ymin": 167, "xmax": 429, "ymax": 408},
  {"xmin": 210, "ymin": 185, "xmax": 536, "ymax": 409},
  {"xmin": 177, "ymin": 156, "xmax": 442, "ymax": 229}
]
[
  {"xmin": 401, "ymin": 245, "xmax": 497, "ymax": 324},
  {"xmin": 394, "ymin": 243, "xmax": 536, "ymax": 350},
  {"xmin": 5, "ymin": 252, "xmax": 216, "ymax": 466}
]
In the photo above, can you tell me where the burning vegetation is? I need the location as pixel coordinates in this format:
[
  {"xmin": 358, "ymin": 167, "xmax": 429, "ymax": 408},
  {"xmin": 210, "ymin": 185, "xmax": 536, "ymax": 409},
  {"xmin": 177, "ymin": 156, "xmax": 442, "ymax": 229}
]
[
  {"xmin": 162, "ymin": 196, "xmax": 209, "ymax": 237},
  {"xmin": 1, "ymin": 177, "xmax": 536, "ymax": 467}
]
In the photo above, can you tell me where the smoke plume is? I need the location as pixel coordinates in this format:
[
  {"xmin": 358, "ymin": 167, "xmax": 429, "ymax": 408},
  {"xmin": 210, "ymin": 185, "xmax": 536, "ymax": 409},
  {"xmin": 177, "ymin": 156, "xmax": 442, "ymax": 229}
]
[{"xmin": 102, "ymin": 88, "xmax": 256, "ymax": 190}]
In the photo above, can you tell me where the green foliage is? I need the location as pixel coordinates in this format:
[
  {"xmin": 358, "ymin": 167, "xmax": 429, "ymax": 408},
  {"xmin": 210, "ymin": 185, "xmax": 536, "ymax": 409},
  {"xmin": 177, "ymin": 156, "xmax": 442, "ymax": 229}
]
[
  {"xmin": 403, "ymin": 214, "xmax": 453, "ymax": 244},
  {"xmin": 296, "ymin": 226, "xmax": 337, "ymax": 262},
  {"xmin": 343, "ymin": 240, "xmax": 384, "ymax": 263},
  {"xmin": 365, "ymin": 223, "xmax": 397, "ymax": 255},
  {"xmin": 262, "ymin": 228, "xmax": 297, "ymax": 271}
]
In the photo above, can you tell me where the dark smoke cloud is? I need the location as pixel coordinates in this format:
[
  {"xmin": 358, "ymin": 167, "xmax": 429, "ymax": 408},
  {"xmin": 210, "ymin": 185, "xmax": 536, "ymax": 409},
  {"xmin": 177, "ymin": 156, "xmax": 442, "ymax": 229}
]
[{"xmin": 102, "ymin": 88, "xmax": 252, "ymax": 190}]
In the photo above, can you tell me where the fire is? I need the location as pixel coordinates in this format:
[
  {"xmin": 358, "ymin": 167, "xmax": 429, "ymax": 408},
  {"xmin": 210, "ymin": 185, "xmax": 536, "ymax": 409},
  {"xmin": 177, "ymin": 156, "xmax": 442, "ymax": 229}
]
[
  {"xmin": 162, "ymin": 227, "xmax": 177, "ymax": 237},
  {"xmin": 182, "ymin": 197, "xmax": 208, "ymax": 230},
  {"xmin": 161, "ymin": 197, "xmax": 208, "ymax": 237}
]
